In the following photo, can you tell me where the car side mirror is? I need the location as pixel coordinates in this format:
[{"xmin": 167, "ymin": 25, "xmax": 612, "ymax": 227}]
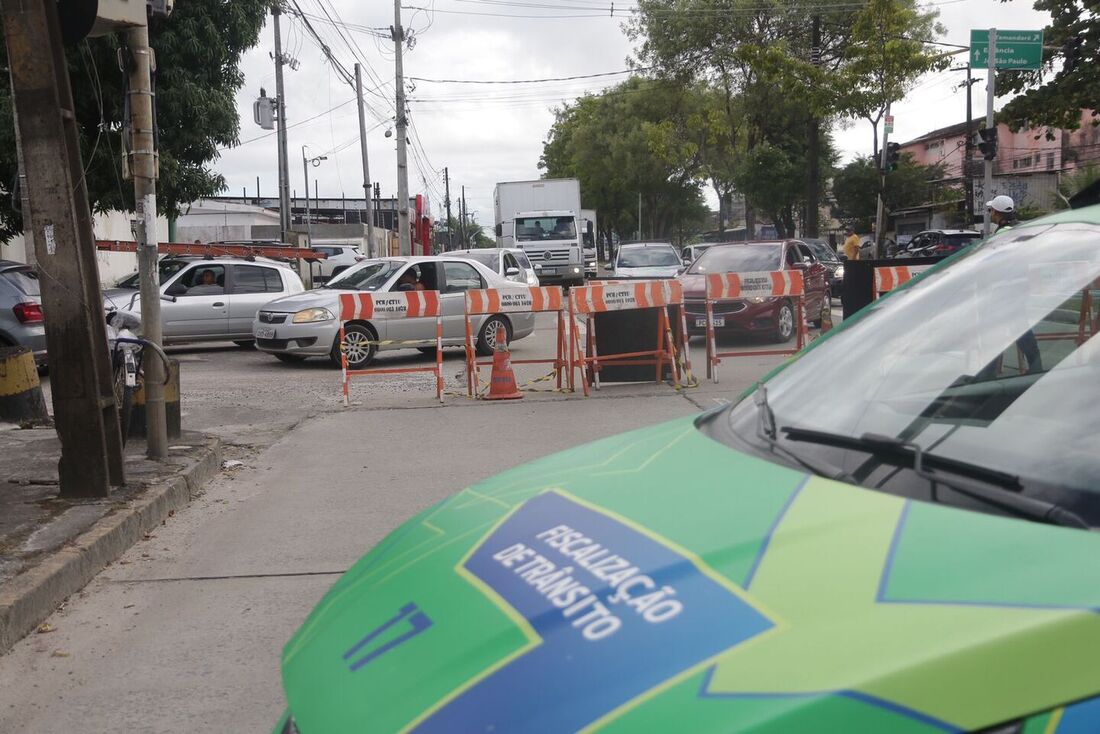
[
  {"xmin": 505, "ymin": 267, "xmax": 521, "ymax": 277},
  {"xmin": 165, "ymin": 283, "xmax": 187, "ymax": 296},
  {"xmin": 161, "ymin": 294, "xmax": 178, "ymax": 303}
]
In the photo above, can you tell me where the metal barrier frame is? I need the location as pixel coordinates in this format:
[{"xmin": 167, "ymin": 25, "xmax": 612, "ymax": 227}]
[
  {"xmin": 463, "ymin": 286, "xmax": 568, "ymax": 397},
  {"xmin": 568, "ymin": 281, "xmax": 687, "ymax": 395},
  {"xmin": 704, "ymin": 270, "xmax": 807, "ymax": 382},
  {"xmin": 338, "ymin": 291, "xmax": 444, "ymax": 405}
]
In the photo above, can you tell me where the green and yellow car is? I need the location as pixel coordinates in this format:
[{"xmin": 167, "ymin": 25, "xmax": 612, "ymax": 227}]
[{"xmin": 276, "ymin": 207, "xmax": 1100, "ymax": 733}]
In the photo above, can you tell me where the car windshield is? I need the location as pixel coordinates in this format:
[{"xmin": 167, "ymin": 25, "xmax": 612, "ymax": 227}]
[
  {"xmin": 617, "ymin": 246, "xmax": 680, "ymax": 268},
  {"xmin": 325, "ymin": 260, "xmax": 404, "ymax": 291},
  {"xmin": 1, "ymin": 267, "xmax": 40, "ymax": 296},
  {"xmin": 946, "ymin": 233, "xmax": 981, "ymax": 247},
  {"xmin": 512, "ymin": 251, "xmax": 532, "ymax": 269},
  {"xmin": 116, "ymin": 259, "xmax": 190, "ymax": 289},
  {"xmin": 725, "ymin": 221, "xmax": 1100, "ymax": 513},
  {"xmin": 688, "ymin": 245, "xmax": 782, "ymax": 274},
  {"xmin": 807, "ymin": 242, "xmax": 839, "ymax": 263},
  {"xmin": 456, "ymin": 251, "xmax": 499, "ymax": 269},
  {"xmin": 515, "ymin": 216, "xmax": 576, "ymax": 242}
]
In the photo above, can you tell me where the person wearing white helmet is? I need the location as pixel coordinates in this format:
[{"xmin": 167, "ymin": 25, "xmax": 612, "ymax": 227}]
[{"xmin": 986, "ymin": 195, "xmax": 1015, "ymax": 233}]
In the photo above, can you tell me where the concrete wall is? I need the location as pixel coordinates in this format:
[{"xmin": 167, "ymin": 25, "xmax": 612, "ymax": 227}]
[
  {"xmin": 1, "ymin": 210, "xmax": 166, "ymax": 287},
  {"xmin": 175, "ymin": 199, "xmax": 280, "ymax": 244}
]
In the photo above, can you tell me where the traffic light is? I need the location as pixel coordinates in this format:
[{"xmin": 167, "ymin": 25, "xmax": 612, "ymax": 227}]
[
  {"xmin": 884, "ymin": 142, "xmax": 901, "ymax": 172},
  {"xmin": 977, "ymin": 127, "xmax": 999, "ymax": 160}
]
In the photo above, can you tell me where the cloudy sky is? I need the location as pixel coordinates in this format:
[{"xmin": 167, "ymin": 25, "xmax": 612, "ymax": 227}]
[{"xmin": 214, "ymin": 0, "xmax": 1049, "ymax": 226}]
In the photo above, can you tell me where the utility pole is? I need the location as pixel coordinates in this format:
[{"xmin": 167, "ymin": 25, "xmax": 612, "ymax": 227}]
[
  {"xmin": 963, "ymin": 64, "xmax": 975, "ymax": 227},
  {"xmin": 874, "ymin": 102, "xmax": 892, "ymax": 258},
  {"xmin": 459, "ymin": 185, "xmax": 468, "ymax": 246},
  {"xmin": 125, "ymin": 23, "xmax": 167, "ymax": 459},
  {"xmin": 392, "ymin": 0, "xmax": 411, "ymax": 256},
  {"xmin": 2, "ymin": 0, "xmax": 125, "ymax": 495},
  {"xmin": 983, "ymin": 29, "xmax": 997, "ymax": 239},
  {"xmin": 302, "ymin": 146, "xmax": 311, "ymax": 242},
  {"xmin": 443, "ymin": 167, "xmax": 454, "ymax": 251},
  {"xmin": 354, "ymin": 64, "xmax": 376, "ymax": 257},
  {"xmin": 272, "ymin": 5, "xmax": 292, "ymax": 243},
  {"xmin": 637, "ymin": 192, "xmax": 642, "ymax": 240},
  {"xmin": 805, "ymin": 14, "xmax": 822, "ymax": 238}
]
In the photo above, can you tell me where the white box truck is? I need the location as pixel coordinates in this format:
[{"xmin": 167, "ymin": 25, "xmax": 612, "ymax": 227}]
[{"xmin": 494, "ymin": 179, "xmax": 588, "ymax": 287}]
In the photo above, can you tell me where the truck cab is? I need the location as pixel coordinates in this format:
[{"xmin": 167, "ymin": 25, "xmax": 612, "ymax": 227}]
[{"xmin": 503, "ymin": 210, "xmax": 585, "ymax": 287}]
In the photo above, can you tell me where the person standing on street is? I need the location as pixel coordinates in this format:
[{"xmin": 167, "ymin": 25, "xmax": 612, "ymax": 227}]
[
  {"xmin": 987, "ymin": 195, "xmax": 1016, "ymax": 233},
  {"xmin": 842, "ymin": 226, "xmax": 861, "ymax": 261}
]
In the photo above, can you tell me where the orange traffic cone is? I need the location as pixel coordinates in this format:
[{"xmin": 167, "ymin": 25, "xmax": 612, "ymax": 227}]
[{"xmin": 484, "ymin": 325, "xmax": 523, "ymax": 400}]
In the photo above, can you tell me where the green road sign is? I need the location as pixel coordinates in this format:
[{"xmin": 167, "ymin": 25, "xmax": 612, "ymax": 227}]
[{"xmin": 970, "ymin": 29, "xmax": 1044, "ymax": 70}]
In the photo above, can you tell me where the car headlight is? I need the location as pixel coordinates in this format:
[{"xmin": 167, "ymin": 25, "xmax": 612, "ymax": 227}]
[
  {"xmin": 835, "ymin": 265, "xmax": 845, "ymax": 278},
  {"xmin": 573, "ymin": 267, "xmax": 581, "ymax": 274},
  {"xmin": 292, "ymin": 307, "xmax": 334, "ymax": 323},
  {"xmin": 747, "ymin": 296, "xmax": 771, "ymax": 304}
]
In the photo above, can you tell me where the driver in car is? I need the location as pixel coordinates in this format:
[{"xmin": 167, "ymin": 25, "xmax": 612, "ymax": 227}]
[
  {"xmin": 396, "ymin": 269, "xmax": 425, "ymax": 291},
  {"xmin": 187, "ymin": 269, "xmax": 223, "ymax": 295}
]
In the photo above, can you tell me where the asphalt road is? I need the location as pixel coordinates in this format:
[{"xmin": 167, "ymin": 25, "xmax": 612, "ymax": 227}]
[{"xmin": 1, "ymin": 310, "xmax": 829, "ymax": 732}]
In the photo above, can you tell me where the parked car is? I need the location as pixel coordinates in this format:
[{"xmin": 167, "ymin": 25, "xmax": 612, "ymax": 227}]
[
  {"xmin": 310, "ymin": 244, "xmax": 366, "ymax": 282},
  {"xmin": 253, "ymin": 256, "xmax": 537, "ymax": 368},
  {"xmin": 0, "ymin": 260, "xmax": 46, "ymax": 365},
  {"xmin": 857, "ymin": 235, "xmax": 897, "ymax": 260},
  {"xmin": 450, "ymin": 248, "xmax": 539, "ymax": 287},
  {"xmin": 610, "ymin": 242, "xmax": 682, "ymax": 279},
  {"xmin": 104, "ymin": 256, "xmax": 304, "ymax": 347},
  {"xmin": 802, "ymin": 238, "xmax": 844, "ymax": 305},
  {"xmin": 680, "ymin": 243, "xmax": 713, "ymax": 265},
  {"xmin": 275, "ymin": 206, "xmax": 1100, "ymax": 734},
  {"xmin": 679, "ymin": 240, "xmax": 830, "ymax": 342},
  {"xmin": 896, "ymin": 229, "xmax": 982, "ymax": 259}
]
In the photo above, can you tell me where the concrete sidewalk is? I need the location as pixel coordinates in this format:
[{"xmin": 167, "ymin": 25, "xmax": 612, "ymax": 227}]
[{"xmin": 0, "ymin": 428, "xmax": 221, "ymax": 653}]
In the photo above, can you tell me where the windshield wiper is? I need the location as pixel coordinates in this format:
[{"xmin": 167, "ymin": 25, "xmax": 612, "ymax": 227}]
[
  {"xmin": 780, "ymin": 426, "xmax": 1090, "ymax": 530},
  {"xmin": 746, "ymin": 385, "xmax": 853, "ymax": 482}
]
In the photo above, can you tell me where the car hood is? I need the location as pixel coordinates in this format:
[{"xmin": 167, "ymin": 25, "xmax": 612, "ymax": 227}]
[
  {"xmin": 279, "ymin": 418, "xmax": 1100, "ymax": 733},
  {"xmin": 102, "ymin": 287, "xmax": 141, "ymax": 312},
  {"xmin": 258, "ymin": 289, "xmax": 345, "ymax": 313},
  {"xmin": 613, "ymin": 265, "xmax": 681, "ymax": 279}
]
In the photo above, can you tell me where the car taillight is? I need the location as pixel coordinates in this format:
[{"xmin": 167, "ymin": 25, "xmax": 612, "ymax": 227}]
[{"xmin": 13, "ymin": 302, "xmax": 44, "ymax": 324}]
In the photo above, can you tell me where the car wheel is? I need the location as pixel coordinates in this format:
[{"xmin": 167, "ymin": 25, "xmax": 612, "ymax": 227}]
[
  {"xmin": 772, "ymin": 301, "xmax": 795, "ymax": 343},
  {"xmin": 331, "ymin": 323, "xmax": 377, "ymax": 369},
  {"xmin": 234, "ymin": 340, "xmax": 255, "ymax": 349},
  {"xmin": 476, "ymin": 315, "xmax": 511, "ymax": 357},
  {"xmin": 274, "ymin": 353, "xmax": 306, "ymax": 364}
]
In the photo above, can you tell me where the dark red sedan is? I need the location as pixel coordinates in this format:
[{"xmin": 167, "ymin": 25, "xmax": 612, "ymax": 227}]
[{"xmin": 678, "ymin": 240, "xmax": 829, "ymax": 343}]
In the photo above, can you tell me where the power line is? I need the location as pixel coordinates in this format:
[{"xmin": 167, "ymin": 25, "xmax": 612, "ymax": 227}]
[{"xmin": 408, "ymin": 67, "xmax": 645, "ymax": 84}]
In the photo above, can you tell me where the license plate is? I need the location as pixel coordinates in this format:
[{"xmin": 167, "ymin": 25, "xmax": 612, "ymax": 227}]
[
  {"xmin": 256, "ymin": 326, "xmax": 276, "ymax": 339},
  {"xmin": 541, "ymin": 267, "xmax": 559, "ymax": 275},
  {"xmin": 695, "ymin": 317, "xmax": 724, "ymax": 327}
]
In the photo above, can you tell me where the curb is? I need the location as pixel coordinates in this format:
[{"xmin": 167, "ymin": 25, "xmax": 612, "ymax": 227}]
[{"xmin": 0, "ymin": 437, "xmax": 223, "ymax": 655}]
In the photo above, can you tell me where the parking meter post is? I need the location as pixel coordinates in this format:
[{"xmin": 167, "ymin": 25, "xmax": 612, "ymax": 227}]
[
  {"xmin": 340, "ymin": 323, "xmax": 349, "ymax": 407},
  {"xmin": 706, "ymin": 299, "xmax": 718, "ymax": 383}
]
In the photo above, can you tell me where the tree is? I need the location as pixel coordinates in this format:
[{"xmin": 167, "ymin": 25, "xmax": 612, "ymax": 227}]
[
  {"xmin": 835, "ymin": 0, "xmax": 946, "ymax": 157},
  {"xmin": 539, "ymin": 77, "xmax": 709, "ymax": 242},
  {"xmin": 997, "ymin": 0, "xmax": 1100, "ymax": 136},
  {"xmin": 0, "ymin": 0, "xmax": 271, "ymax": 242},
  {"xmin": 831, "ymin": 154, "xmax": 945, "ymax": 230},
  {"xmin": 1055, "ymin": 163, "xmax": 1100, "ymax": 209}
]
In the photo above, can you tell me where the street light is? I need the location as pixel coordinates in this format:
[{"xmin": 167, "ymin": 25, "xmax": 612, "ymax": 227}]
[{"xmin": 301, "ymin": 144, "xmax": 328, "ymax": 243}]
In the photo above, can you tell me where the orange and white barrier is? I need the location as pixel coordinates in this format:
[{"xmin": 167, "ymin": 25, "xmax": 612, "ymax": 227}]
[
  {"xmin": 338, "ymin": 291, "xmax": 443, "ymax": 405},
  {"xmin": 704, "ymin": 270, "xmax": 807, "ymax": 383},
  {"xmin": 873, "ymin": 264, "xmax": 932, "ymax": 297},
  {"xmin": 464, "ymin": 286, "xmax": 568, "ymax": 397},
  {"xmin": 569, "ymin": 280, "xmax": 688, "ymax": 395}
]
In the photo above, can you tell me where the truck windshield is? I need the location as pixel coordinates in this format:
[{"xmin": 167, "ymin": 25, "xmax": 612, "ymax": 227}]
[{"xmin": 515, "ymin": 217, "xmax": 576, "ymax": 242}]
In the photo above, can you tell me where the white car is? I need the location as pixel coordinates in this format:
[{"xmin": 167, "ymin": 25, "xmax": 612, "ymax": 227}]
[
  {"xmin": 610, "ymin": 242, "xmax": 683, "ymax": 279},
  {"xmin": 104, "ymin": 256, "xmax": 304, "ymax": 347},
  {"xmin": 310, "ymin": 244, "xmax": 366, "ymax": 282},
  {"xmin": 449, "ymin": 248, "xmax": 539, "ymax": 287},
  {"xmin": 253, "ymin": 256, "xmax": 537, "ymax": 368}
]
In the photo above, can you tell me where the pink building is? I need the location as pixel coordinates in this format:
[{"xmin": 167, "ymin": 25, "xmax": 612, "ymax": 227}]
[{"xmin": 899, "ymin": 109, "xmax": 1098, "ymax": 177}]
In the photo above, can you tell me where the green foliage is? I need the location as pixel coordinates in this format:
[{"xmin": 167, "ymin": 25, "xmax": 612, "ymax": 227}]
[
  {"xmin": 0, "ymin": 0, "xmax": 271, "ymax": 241},
  {"xmin": 539, "ymin": 77, "xmax": 709, "ymax": 241},
  {"xmin": 831, "ymin": 154, "xmax": 944, "ymax": 229},
  {"xmin": 1055, "ymin": 163, "xmax": 1100, "ymax": 209},
  {"xmin": 997, "ymin": 0, "xmax": 1100, "ymax": 136}
]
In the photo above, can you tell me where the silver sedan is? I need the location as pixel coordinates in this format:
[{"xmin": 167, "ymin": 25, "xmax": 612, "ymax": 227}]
[{"xmin": 253, "ymin": 256, "xmax": 537, "ymax": 368}]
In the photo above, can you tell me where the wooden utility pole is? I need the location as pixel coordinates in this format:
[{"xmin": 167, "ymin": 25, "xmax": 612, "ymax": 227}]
[
  {"xmin": 805, "ymin": 14, "xmax": 822, "ymax": 238},
  {"xmin": 2, "ymin": 0, "xmax": 125, "ymax": 495},
  {"xmin": 443, "ymin": 167, "xmax": 454, "ymax": 251},
  {"xmin": 125, "ymin": 24, "xmax": 168, "ymax": 459}
]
